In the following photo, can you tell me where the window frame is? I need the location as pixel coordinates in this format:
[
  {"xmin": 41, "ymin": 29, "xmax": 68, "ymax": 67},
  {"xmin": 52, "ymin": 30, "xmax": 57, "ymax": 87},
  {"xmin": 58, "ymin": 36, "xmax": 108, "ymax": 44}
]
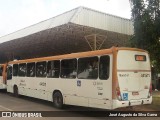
[
  {"xmin": 60, "ymin": 58, "xmax": 77, "ymax": 79},
  {"xmin": 36, "ymin": 61, "xmax": 47, "ymax": 78},
  {"xmin": 18, "ymin": 63, "xmax": 26, "ymax": 77},
  {"xmin": 47, "ymin": 60, "xmax": 60, "ymax": 78},
  {"xmin": 99, "ymin": 55, "xmax": 110, "ymax": 80},
  {"xmin": 77, "ymin": 56, "xmax": 99, "ymax": 80},
  {"xmin": 13, "ymin": 64, "xmax": 18, "ymax": 76},
  {"xmin": 7, "ymin": 66, "xmax": 12, "ymax": 80},
  {"xmin": 0, "ymin": 66, "xmax": 3, "ymax": 76},
  {"xmin": 27, "ymin": 62, "xmax": 36, "ymax": 77}
]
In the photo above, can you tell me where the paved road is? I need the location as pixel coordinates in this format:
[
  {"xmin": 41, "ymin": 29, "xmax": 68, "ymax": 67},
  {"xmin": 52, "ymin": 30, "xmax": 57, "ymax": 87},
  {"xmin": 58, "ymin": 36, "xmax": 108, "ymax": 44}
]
[{"xmin": 0, "ymin": 90, "xmax": 159, "ymax": 120}]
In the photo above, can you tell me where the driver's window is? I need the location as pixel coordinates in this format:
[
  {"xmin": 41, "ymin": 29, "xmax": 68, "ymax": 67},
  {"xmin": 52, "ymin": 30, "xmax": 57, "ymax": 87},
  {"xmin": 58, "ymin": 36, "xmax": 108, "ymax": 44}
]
[{"xmin": 7, "ymin": 66, "xmax": 12, "ymax": 80}]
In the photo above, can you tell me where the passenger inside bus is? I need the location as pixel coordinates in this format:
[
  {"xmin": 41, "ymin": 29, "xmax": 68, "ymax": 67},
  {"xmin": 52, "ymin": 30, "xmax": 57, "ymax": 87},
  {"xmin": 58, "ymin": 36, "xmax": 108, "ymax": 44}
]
[
  {"xmin": 27, "ymin": 63, "xmax": 35, "ymax": 77},
  {"xmin": 36, "ymin": 64, "xmax": 46, "ymax": 77},
  {"xmin": 19, "ymin": 64, "xmax": 26, "ymax": 76},
  {"xmin": 61, "ymin": 59, "xmax": 77, "ymax": 79},
  {"xmin": 47, "ymin": 69, "xmax": 55, "ymax": 77},
  {"xmin": 47, "ymin": 60, "xmax": 60, "ymax": 78},
  {"xmin": 78, "ymin": 57, "xmax": 98, "ymax": 79}
]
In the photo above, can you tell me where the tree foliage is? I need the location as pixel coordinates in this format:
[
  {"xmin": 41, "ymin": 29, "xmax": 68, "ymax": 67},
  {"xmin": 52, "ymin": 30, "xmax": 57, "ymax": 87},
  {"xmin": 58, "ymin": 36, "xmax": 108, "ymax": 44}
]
[{"xmin": 130, "ymin": 0, "xmax": 160, "ymax": 72}]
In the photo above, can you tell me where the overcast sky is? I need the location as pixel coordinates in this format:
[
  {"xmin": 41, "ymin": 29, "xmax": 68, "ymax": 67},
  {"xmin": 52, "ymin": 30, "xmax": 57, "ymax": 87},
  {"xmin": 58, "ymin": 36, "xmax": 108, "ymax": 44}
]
[{"xmin": 0, "ymin": 0, "xmax": 131, "ymax": 37}]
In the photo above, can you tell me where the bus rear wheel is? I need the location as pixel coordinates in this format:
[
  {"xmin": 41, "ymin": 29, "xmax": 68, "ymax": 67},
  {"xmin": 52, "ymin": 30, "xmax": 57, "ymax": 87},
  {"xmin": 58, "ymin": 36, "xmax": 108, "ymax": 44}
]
[
  {"xmin": 13, "ymin": 86, "xmax": 19, "ymax": 97},
  {"xmin": 53, "ymin": 91, "xmax": 63, "ymax": 109}
]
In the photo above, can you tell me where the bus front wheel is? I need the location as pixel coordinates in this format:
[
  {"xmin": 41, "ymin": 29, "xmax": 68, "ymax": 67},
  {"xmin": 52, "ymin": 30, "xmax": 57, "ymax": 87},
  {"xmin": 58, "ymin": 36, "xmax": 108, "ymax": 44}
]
[{"xmin": 53, "ymin": 91, "xmax": 63, "ymax": 109}]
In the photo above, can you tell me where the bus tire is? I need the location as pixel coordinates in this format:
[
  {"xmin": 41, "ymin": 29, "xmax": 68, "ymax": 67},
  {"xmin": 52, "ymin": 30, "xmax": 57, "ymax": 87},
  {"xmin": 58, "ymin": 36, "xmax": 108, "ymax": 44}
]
[
  {"xmin": 13, "ymin": 85, "xmax": 19, "ymax": 97},
  {"xmin": 53, "ymin": 91, "xmax": 63, "ymax": 109}
]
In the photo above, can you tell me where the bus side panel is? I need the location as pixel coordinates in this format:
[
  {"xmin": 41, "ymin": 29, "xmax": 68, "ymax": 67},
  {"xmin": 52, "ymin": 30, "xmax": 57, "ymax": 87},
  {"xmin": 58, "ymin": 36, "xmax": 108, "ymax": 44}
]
[
  {"xmin": 88, "ymin": 55, "xmax": 113, "ymax": 109},
  {"xmin": 47, "ymin": 55, "xmax": 113, "ymax": 109}
]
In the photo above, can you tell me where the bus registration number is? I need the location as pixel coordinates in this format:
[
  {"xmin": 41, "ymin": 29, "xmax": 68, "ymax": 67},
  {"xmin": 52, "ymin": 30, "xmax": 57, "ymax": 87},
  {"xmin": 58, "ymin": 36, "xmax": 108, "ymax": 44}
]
[{"xmin": 132, "ymin": 91, "xmax": 139, "ymax": 95}]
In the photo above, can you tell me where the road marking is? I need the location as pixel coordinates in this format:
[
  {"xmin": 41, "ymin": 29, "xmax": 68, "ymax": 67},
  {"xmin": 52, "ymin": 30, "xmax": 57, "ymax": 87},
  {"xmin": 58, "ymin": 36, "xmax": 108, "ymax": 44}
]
[{"xmin": 0, "ymin": 105, "xmax": 13, "ymax": 111}]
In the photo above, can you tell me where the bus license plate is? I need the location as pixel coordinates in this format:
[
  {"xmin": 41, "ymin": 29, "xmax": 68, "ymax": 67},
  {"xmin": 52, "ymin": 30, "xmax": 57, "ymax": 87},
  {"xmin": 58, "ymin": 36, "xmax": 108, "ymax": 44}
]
[{"xmin": 132, "ymin": 92, "xmax": 139, "ymax": 95}]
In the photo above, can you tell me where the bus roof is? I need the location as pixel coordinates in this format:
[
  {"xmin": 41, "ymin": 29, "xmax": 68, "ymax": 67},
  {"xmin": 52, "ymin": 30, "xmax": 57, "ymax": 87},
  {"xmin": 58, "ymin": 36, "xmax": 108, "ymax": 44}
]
[{"xmin": 8, "ymin": 47, "xmax": 148, "ymax": 64}]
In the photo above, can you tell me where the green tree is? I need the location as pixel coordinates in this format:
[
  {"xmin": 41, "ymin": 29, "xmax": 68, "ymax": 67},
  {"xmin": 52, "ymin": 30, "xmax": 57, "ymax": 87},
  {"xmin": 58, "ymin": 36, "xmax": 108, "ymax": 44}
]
[{"xmin": 130, "ymin": 0, "xmax": 160, "ymax": 72}]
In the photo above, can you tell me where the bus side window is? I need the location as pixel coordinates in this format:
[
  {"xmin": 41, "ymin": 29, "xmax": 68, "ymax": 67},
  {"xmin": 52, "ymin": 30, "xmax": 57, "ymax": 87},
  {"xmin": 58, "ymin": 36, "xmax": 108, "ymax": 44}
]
[
  {"xmin": 27, "ymin": 63, "xmax": 35, "ymax": 77},
  {"xmin": 18, "ymin": 64, "xmax": 26, "ymax": 77},
  {"xmin": 47, "ymin": 60, "xmax": 60, "ymax": 78},
  {"xmin": 61, "ymin": 59, "xmax": 77, "ymax": 79},
  {"xmin": 0, "ymin": 66, "xmax": 3, "ymax": 76},
  {"xmin": 13, "ymin": 64, "xmax": 18, "ymax": 76},
  {"xmin": 78, "ymin": 57, "xmax": 98, "ymax": 79},
  {"xmin": 36, "ymin": 61, "xmax": 47, "ymax": 77},
  {"xmin": 7, "ymin": 66, "xmax": 12, "ymax": 80},
  {"xmin": 99, "ymin": 55, "xmax": 110, "ymax": 80}
]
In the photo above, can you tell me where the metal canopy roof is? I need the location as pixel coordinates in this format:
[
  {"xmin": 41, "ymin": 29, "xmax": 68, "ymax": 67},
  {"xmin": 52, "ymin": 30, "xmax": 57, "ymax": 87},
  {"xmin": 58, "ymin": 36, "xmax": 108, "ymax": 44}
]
[{"xmin": 0, "ymin": 7, "xmax": 133, "ymax": 63}]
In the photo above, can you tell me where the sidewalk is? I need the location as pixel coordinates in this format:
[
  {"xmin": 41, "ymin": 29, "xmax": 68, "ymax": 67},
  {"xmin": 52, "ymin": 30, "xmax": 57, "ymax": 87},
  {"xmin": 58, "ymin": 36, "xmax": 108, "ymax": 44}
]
[{"xmin": 152, "ymin": 91, "xmax": 160, "ymax": 105}]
